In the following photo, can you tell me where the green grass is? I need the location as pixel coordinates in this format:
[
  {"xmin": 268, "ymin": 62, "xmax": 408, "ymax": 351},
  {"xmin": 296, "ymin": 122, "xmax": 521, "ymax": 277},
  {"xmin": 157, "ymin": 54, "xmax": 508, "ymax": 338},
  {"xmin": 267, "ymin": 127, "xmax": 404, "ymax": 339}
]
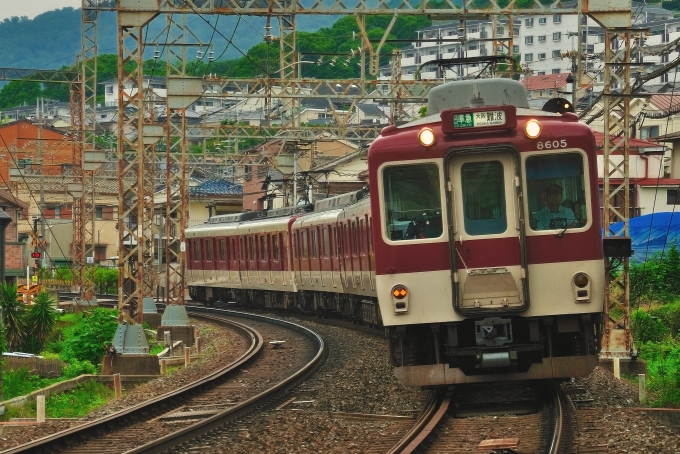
[
  {"xmin": 1, "ymin": 380, "xmax": 115, "ymax": 420},
  {"xmin": 2, "ymin": 368, "xmax": 62, "ymax": 400}
]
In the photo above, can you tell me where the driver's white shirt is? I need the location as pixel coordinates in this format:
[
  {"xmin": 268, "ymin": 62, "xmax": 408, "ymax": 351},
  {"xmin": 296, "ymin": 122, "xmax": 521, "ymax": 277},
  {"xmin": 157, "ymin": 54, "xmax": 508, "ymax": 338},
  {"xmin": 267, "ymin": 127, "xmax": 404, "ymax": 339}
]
[{"xmin": 534, "ymin": 205, "xmax": 576, "ymax": 230}]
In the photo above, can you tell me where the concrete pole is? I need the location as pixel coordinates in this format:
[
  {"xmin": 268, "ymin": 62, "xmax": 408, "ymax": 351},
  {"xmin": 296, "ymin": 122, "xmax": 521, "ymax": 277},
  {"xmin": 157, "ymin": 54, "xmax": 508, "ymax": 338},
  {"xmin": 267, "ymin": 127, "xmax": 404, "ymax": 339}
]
[
  {"xmin": 638, "ymin": 374, "xmax": 646, "ymax": 402},
  {"xmin": 184, "ymin": 346, "xmax": 191, "ymax": 367},
  {"xmin": 36, "ymin": 395, "xmax": 45, "ymax": 423},
  {"xmin": 113, "ymin": 373, "xmax": 122, "ymax": 398},
  {"xmin": 613, "ymin": 357, "xmax": 621, "ymax": 379},
  {"xmin": 195, "ymin": 337, "xmax": 201, "ymax": 355},
  {"xmin": 160, "ymin": 359, "xmax": 167, "ymax": 375}
]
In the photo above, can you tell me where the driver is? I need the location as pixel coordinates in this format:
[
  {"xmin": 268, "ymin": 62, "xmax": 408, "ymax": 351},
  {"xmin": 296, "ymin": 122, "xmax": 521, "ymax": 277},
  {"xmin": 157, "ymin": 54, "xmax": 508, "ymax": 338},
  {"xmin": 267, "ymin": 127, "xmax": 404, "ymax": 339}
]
[{"xmin": 534, "ymin": 184, "xmax": 576, "ymax": 230}]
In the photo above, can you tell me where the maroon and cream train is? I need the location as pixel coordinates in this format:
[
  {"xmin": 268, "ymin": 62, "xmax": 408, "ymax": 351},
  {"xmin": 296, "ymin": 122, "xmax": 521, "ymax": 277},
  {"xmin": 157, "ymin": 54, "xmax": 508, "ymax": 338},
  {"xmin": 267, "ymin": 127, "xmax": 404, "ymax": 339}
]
[{"xmin": 187, "ymin": 78, "xmax": 604, "ymax": 386}]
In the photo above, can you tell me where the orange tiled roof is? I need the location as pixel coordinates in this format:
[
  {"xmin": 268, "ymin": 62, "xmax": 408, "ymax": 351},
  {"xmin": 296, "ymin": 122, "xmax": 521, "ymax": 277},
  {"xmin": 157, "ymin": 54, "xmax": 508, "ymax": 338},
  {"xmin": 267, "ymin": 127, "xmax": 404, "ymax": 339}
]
[{"xmin": 521, "ymin": 73, "xmax": 571, "ymax": 91}]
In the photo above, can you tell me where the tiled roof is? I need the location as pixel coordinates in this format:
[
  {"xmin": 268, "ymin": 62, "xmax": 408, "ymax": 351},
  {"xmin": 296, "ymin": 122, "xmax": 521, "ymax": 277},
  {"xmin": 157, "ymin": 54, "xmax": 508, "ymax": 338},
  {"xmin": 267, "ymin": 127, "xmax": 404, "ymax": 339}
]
[
  {"xmin": 592, "ymin": 131, "xmax": 666, "ymax": 152},
  {"xmin": 189, "ymin": 179, "xmax": 243, "ymax": 196},
  {"xmin": 521, "ymin": 73, "xmax": 570, "ymax": 91},
  {"xmin": 648, "ymin": 94, "xmax": 680, "ymax": 113}
]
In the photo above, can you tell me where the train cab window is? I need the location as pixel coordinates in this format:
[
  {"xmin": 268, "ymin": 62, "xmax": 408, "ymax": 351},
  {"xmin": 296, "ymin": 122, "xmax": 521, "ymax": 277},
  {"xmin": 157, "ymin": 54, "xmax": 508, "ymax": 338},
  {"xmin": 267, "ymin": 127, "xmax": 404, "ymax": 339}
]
[
  {"xmin": 219, "ymin": 239, "xmax": 226, "ymax": 262},
  {"xmin": 526, "ymin": 153, "xmax": 586, "ymax": 231},
  {"xmin": 261, "ymin": 235, "xmax": 267, "ymax": 261},
  {"xmin": 192, "ymin": 241, "xmax": 199, "ymax": 262},
  {"xmin": 273, "ymin": 235, "xmax": 280, "ymax": 261},
  {"xmin": 383, "ymin": 163, "xmax": 443, "ymax": 241},
  {"xmin": 461, "ymin": 161, "xmax": 507, "ymax": 235}
]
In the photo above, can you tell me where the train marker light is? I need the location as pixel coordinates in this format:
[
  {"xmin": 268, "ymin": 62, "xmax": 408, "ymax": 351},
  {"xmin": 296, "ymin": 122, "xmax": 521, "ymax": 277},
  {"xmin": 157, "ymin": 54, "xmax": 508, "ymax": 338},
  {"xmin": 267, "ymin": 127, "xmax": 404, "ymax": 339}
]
[
  {"xmin": 572, "ymin": 272, "xmax": 591, "ymax": 303},
  {"xmin": 524, "ymin": 119, "xmax": 542, "ymax": 139},
  {"xmin": 391, "ymin": 284, "xmax": 409, "ymax": 314},
  {"xmin": 30, "ymin": 252, "xmax": 41, "ymax": 259},
  {"xmin": 419, "ymin": 128, "xmax": 436, "ymax": 147}
]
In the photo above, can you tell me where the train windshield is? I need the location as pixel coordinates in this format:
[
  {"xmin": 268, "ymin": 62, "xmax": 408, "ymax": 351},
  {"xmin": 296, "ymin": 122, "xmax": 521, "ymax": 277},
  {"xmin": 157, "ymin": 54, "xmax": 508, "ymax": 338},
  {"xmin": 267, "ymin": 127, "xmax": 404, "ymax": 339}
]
[
  {"xmin": 461, "ymin": 161, "xmax": 507, "ymax": 235},
  {"xmin": 526, "ymin": 153, "xmax": 587, "ymax": 231},
  {"xmin": 383, "ymin": 163, "xmax": 443, "ymax": 241}
]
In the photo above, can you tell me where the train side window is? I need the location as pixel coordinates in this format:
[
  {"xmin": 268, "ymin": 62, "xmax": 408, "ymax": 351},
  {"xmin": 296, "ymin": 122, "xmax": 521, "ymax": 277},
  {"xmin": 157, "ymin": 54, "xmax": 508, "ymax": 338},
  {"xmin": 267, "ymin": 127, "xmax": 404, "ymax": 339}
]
[
  {"xmin": 205, "ymin": 240, "xmax": 213, "ymax": 262},
  {"xmin": 383, "ymin": 163, "xmax": 443, "ymax": 241},
  {"xmin": 461, "ymin": 161, "xmax": 507, "ymax": 235},
  {"xmin": 311, "ymin": 228, "xmax": 318, "ymax": 258},
  {"xmin": 273, "ymin": 234, "xmax": 280, "ymax": 261},
  {"xmin": 322, "ymin": 227, "xmax": 330, "ymax": 258},
  {"xmin": 249, "ymin": 237, "xmax": 255, "ymax": 261},
  {"xmin": 526, "ymin": 153, "xmax": 586, "ymax": 231},
  {"xmin": 191, "ymin": 240, "xmax": 198, "ymax": 262},
  {"xmin": 261, "ymin": 235, "xmax": 268, "ymax": 261},
  {"xmin": 302, "ymin": 230, "xmax": 309, "ymax": 259},
  {"xmin": 219, "ymin": 239, "xmax": 226, "ymax": 262}
]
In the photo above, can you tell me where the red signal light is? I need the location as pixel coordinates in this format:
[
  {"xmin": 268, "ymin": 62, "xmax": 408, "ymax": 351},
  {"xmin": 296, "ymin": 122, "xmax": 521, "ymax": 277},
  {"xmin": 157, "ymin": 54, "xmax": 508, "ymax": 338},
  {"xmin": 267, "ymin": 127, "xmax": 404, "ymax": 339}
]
[{"xmin": 30, "ymin": 252, "xmax": 41, "ymax": 259}]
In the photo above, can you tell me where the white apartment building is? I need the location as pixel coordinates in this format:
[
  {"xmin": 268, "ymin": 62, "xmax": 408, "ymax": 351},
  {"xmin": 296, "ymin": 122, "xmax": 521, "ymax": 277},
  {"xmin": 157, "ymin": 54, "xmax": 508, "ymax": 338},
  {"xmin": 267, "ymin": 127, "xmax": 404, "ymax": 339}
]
[{"xmin": 380, "ymin": 3, "xmax": 677, "ymax": 88}]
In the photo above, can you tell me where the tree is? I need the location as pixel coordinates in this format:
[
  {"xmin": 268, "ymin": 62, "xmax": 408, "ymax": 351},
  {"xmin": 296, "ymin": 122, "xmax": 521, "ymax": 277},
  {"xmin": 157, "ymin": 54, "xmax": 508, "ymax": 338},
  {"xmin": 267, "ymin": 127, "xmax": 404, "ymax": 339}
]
[
  {"xmin": 61, "ymin": 308, "xmax": 118, "ymax": 365},
  {"xmin": 23, "ymin": 291, "xmax": 58, "ymax": 353},
  {"xmin": 0, "ymin": 283, "xmax": 24, "ymax": 351}
]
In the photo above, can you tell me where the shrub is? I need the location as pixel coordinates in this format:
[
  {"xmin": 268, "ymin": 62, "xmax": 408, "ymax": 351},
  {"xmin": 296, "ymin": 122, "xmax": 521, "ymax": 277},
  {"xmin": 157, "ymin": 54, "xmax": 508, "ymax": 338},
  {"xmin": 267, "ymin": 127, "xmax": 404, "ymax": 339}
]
[
  {"xmin": 61, "ymin": 359, "xmax": 97, "ymax": 379},
  {"xmin": 651, "ymin": 302, "xmax": 680, "ymax": 339},
  {"xmin": 60, "ymin": 308, "xmax": 118, "ymax": 366},
  {"xmin": 631, "ymin": 309, "xmax": 670, "ymax": 344},
  {"xmin": 638, "ymin": 341, "xmax": 680, "ymax": 407}
]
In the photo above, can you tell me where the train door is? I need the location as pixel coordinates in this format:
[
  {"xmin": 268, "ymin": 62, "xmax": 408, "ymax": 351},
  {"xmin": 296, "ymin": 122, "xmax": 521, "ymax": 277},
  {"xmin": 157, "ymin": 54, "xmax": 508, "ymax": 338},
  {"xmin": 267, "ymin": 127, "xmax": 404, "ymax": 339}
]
[
  {"xmin": 238, "ymin": 236, "xmax": 245, "ymax": 285},
  {"xmin": 301, "ymin": 229, "xmax": 311, "ymax": 287},
  {"xmin": 447, "ymin": 149, "xmax": 528, "ymax": 313},
  {"xmin": 350, "ymin": 220, "xmax": 361, "ymax": 290},
  {"xmin": 320, "ymin": 227, "xmax": 331, "ymax": 288},
  {"xmin": 330, "ymin": 226, "xmax": 341, "ymax": 289}
]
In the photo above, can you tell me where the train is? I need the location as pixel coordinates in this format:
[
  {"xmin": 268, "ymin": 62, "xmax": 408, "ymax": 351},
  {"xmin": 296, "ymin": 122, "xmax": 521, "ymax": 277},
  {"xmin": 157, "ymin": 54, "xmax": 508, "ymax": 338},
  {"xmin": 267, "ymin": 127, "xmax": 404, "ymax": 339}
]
[{"xmin": 186, "ymin": 78, "xmax": 604, "ymax": 386}]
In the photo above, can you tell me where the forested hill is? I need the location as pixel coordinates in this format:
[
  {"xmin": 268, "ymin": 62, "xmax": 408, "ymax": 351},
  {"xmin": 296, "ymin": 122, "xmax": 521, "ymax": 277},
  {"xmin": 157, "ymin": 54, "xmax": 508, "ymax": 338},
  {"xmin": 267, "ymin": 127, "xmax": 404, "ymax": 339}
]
[
  {"xmin": 0, "ymin": 8, "xmax": 430, "ymax": 109},
  {"xmin": 0, "ymin": 7, "xmax": 341, "ymax": 70}
]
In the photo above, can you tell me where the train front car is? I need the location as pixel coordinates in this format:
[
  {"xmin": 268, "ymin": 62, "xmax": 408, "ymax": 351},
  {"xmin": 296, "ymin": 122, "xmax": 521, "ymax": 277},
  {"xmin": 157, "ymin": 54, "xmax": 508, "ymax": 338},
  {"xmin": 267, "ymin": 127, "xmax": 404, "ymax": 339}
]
[{"xmin": 369, "ymin": 79, "xmax": 604, "ymax": 387}]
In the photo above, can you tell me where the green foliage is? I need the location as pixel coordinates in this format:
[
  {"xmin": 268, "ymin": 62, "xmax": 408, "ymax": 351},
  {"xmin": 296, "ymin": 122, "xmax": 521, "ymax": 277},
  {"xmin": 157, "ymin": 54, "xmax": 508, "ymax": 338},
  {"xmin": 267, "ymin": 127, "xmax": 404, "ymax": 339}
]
[
  {"xmin": 630, "ymin": 243, "xmax": 680, "ymax": 305},
  {"xmin": 631, "ymin": 310, "xmax": 670, "ymax": 344},
  {"xmin": 419, "ymin": 106, "xmax": 428, "ymax": 118},
  {"xmin": 61, "ymin": 359, "xmax": 98, "ymax": 379},
  {"xmin": 22, "ymin": 291, "xmax": 58, "ymax": 353},
  {"xmin": 0, "ymin": 283, "xmax": 24, "ymax": 351},
  {"xmin": 662, "ymin": 0, "xmax": 680, "ymax": 10},
  {"xmin": 45, "ymin": 380, "xmax": 114, "ymax": 418},
  {"xmin": 651, "ymin": 301, "xmax": 680, "ymax": 338},
  {"xmin": 2, "ymin": 367, "xmax": 59, "ymax": 400},
  {"xmin": 94, "ymin": 267, "xmax": 118, "ymax": 294},
  {"xmin": 60, "ymin": 308, "xmax": 118, "ymax": 366},
  {"xmin": 0, "ymin": 80, "xmax": 42, "ymax": 109},
  {"xmin": 53, "ymin": 266, "xmax": 73, "ymax": 281},
  {"xmin": 638, "ymin": 342, "xmax": 680, "ymax": 406}
]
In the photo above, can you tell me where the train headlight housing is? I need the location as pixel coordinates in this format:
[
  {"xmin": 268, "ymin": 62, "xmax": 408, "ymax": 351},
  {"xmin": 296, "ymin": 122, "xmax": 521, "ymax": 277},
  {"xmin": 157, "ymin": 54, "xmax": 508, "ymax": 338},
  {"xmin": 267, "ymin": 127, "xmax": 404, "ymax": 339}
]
[
  {"xmin": 572, "ymin": 272, "xmax": 591, "ymax": 303},
  {"xmin": 419, "ymin": 128, "xmax": 436, "ymax": 147},
  {"xmin": 391, "ymin": 284, "xmax": 409, "ymax": 314},
  {"xmin": 524, "ymin": 119, "xmax": 542, "ymax": 139}
]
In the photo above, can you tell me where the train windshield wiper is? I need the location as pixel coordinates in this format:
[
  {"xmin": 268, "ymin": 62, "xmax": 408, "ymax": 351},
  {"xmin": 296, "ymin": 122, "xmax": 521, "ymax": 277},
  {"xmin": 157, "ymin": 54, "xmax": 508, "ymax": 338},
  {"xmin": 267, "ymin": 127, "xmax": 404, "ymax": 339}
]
[{"xmin": 556, "ymin": 218, "xmax": 577, "ymax": 238}]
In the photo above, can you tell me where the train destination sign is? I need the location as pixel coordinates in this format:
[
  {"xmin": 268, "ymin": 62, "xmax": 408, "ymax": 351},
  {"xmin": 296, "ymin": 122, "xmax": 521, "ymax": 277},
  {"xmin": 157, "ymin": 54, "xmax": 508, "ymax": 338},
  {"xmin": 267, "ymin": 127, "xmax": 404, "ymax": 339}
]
[
  {"xmin": 440, "ymin": 105, "xmax": 516, "ymax": 134},
  {"xmin": 453, "ymin": 110, "xmax": 505, "ymax": 128}
]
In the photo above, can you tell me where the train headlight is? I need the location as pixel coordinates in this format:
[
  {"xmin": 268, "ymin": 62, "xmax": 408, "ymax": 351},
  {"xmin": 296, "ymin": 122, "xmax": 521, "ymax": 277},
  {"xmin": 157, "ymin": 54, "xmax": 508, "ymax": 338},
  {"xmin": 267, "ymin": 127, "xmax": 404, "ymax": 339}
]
[
  {"xmin": 524, "ymin": 119, "xmax": 542, "ymax": 139},
  {"xmin": 419, "ymin": 128, "xmax": 436, "ymax": 147},
  {"xmin": 391, "ymin": 284, "xmax": 409, "ymax": 314},
  {"xmin": 572, "ymin": 272, "xmax": 591, "ymax": 303}
]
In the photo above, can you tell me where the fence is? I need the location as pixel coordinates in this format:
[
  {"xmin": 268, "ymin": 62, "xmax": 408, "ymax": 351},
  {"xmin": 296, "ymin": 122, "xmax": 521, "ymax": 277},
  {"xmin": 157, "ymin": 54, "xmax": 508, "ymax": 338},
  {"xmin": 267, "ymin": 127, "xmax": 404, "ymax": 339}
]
[{"xmin": 3, "ymin": 356, "xmax": 66, "ymax": 378}]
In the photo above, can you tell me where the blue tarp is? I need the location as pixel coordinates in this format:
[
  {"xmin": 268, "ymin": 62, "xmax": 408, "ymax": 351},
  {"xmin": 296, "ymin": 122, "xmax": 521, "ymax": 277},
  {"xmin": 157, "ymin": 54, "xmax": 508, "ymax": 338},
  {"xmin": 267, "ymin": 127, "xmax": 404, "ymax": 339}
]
[{"xmin": 609, "ymin": 212, "xmax": 680, "ymax": 263}]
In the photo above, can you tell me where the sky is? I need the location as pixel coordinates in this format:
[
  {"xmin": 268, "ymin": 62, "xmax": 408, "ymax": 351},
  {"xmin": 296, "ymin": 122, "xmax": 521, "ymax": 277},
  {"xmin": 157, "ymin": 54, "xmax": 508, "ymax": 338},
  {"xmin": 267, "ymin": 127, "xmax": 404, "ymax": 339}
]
[{"xmin": 0, "ymin": 0, "xmax": 81, "ymax": 22}]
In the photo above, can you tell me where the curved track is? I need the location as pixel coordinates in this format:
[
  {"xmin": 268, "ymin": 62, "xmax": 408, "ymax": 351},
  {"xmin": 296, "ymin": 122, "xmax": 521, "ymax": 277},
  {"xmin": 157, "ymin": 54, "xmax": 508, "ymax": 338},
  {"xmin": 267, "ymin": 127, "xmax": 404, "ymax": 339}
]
[{"xmin": 2, "ymin": 309, "xmax": 325, "ymax": 454}]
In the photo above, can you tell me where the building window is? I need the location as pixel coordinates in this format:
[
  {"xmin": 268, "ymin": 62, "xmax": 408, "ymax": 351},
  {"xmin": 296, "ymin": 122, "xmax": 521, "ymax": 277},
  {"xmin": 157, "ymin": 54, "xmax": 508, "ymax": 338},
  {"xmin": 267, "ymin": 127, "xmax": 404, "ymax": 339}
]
[
  {"xmin": 538, "ymin": 35, "xmax": 546, "ymax": 43},
  {"xmin": 105, "ymin": 86, "xmax": 113, "ymax": 94},
  {"xmin": 96, "ymin": 206, "xmax": 103, "ymax": 220},
  {"xmin": 54, "ymin": 206, "xmax": 61, "ymax": 219},
  {"xmin": 514, "ymin": 27, "xmax": 520, "ymax": 35},
  {"xmin": 538, "ymin": 53, "xmax": 546, "ymax": 60},
  {"xmin": 525, "ymin": 18, "xmax": 534, "ymax": 26},
  {"xmin": 552, "ymin": 68, "xmax": 561, "ymax": 74},
  {"xmin": 539, "ymin": 18, "xmax": 547, "ymax": 24},
  {"xmin": 496, "ymin": 26, "xmax": 504, "ymax": 35},
  {"xmin": 641, "ymin": 125, "xmax": 660, "ymax": 139},
  {"xmin": 470, "ymin": 28, "xmax": 478, "ymax": 33},
  {"xmin": 552, "ymin": 50, "xmax": 561, "ymax": 58},
  {"xmin": 668, "ymin": 189, "xmax": 680, "ymax": 205},
  {"xmin": 553, "ymin": 32, "xmax": 561, "ymax": 41},
  {"xmin": 554, "ymin": 15, "xmax": 562, "ymax": 23},
  {"xmin": 525, "ymin": 53, "xmax": 534, "ymax": 62},
  {"xmin": 525, "ymin": 36, "xmax": 534, "ymax": 44},
  {"xmin": 538, "ymin": 71, "xmax": 546, "ymax": 75},
  {"xmin": 513, "ymin": 45, "xmax": 520, "ymax": 53}
]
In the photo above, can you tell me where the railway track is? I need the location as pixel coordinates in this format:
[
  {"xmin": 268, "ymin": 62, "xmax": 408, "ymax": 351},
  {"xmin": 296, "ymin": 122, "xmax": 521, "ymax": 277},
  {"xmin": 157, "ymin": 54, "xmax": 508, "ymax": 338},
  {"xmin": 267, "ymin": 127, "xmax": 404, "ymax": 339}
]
[
  {"xmin": 386, "ymin": 381, "xmax": 569, "ymax": 454},
  {"xmin": 2, "ymin": 308, "xmax": 325, "ymax": 454}
]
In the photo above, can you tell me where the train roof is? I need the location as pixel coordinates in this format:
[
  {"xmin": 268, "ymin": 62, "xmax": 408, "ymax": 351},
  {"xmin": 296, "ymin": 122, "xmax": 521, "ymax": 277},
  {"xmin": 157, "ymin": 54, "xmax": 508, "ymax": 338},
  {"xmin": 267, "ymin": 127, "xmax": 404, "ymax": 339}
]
[{"xmin": 427, "ymin": 79, "xmax": 530, "ymax": 114}]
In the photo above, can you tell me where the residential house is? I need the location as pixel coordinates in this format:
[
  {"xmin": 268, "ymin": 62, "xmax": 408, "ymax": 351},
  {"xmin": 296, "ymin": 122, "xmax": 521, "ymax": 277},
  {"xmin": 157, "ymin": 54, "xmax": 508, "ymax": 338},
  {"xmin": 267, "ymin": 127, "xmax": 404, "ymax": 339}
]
[{"xmin": 0, "ymin": 190, "xmax": 29, "ymax": 283}]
